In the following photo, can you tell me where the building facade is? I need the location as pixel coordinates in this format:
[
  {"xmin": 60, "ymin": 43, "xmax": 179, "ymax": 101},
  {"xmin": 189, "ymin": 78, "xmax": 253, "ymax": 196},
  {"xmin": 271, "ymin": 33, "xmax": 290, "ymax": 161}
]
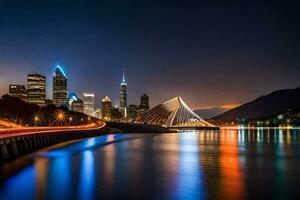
[
  {"xmin": 119, "ymin": 70, "xmax": 127, "ymax": 118},
  {"xmin": 53, "ymin": 65, "xmax": 68, "ymax": 107},
  {"xmin": 137, "ymin": 93, "xmax": 150, "ymax": 117},
  {"xmin": 27, "ymin": 74, "xmax": 46, "ymax": 106},
  {"xmin": 71, "ymin": 99, "xmax": 84, "ymax": 113},
  {"xmin": 8, "ymin": 84, "xmax": 27, "ymax": 102},
  {"xmin": 128, "ymin": 104, "xmax": 137, "ymax": 122},
  {"xmin": 101, "ymin": 96, "xmax": 112, "ymax": 121},
  {"xmin": 111, "ymin": 107, "xmax": 122, "ymax": 121},
  {"xmin": 83, "ymin": 93, "xmax": 95, "ymax": 116}
]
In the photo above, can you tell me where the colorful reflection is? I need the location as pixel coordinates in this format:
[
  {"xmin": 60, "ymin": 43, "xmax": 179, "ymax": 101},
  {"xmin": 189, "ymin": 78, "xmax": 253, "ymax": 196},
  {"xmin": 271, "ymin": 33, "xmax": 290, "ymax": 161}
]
[
  {"xmin": 219, "ymin": 129, "xmax": 245, "ymax": 199},
  {"xmin": 0, "ymin": 130, "xmax": 300, "ymax": 199},
  {"xmin": 175, "ymin": 131, "xmax": 205, "ymax": 199},
  {"xmin": 78, "ymin": 150, "xmax": 95, "ymax": 200}
]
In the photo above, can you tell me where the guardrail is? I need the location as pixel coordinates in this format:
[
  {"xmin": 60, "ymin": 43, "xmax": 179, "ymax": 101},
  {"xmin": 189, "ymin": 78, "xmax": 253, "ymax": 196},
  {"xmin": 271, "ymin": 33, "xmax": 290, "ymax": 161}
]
[{"xmin": 0, "ymin": 123, "xmax": 111, "ymax": 163}]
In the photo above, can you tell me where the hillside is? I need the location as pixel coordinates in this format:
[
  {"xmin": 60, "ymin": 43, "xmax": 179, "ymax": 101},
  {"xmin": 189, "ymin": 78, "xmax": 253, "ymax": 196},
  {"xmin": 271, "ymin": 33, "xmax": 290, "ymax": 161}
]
[
  {"xmin": 213, "ymin": 87, "xmax": 300, "ymax": 120},
  {"xmin": 194, "ymin": 107, "xmax": 230, "ymax": 119}
]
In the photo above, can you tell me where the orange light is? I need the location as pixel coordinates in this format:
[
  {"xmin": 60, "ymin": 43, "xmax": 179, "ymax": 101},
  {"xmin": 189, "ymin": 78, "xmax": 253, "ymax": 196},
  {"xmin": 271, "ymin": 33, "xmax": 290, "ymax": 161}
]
[
  {"xmin": 58, "ymin": 112, "xmax": 64, "ymax": 120},
  {"xmin": 221, "ymin": 103, "xmax": 241, "ymax": 109}
]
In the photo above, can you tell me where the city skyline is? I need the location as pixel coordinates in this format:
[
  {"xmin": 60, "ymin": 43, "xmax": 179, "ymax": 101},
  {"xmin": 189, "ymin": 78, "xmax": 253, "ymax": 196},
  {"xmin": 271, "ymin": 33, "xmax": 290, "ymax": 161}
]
[
  {"xmin": 0, "ymin": 1, "xmax": 299, "ymax": 109},
  {"xmin": 1, "ymin": 2, "xmax": 300, "ymax": 200}
]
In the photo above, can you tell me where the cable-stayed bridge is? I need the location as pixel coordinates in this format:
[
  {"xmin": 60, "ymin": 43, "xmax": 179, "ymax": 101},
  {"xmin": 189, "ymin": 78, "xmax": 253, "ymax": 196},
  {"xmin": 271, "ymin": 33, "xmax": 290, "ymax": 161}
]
[{"xmin": 136, "ymin": 96, "xmax": 218, "ymax": 129}]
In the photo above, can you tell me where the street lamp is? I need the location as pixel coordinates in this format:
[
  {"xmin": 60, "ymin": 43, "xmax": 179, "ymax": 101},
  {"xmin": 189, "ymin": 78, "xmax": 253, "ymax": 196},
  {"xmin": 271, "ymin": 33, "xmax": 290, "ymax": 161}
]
[
  {"xmin": 54, "ymin": 110, "xmax": 65, "ymax": 126},
  {"xmin": 69, "ymin": 116, "xmax": 73, "ymax": 126},
  {"xmin": 34, "ymin": 116, "xmax": 39, "ymax": 127},
  {"xmin": 57, "ymin": 112, "xmax": 64, "ymax": 120}
]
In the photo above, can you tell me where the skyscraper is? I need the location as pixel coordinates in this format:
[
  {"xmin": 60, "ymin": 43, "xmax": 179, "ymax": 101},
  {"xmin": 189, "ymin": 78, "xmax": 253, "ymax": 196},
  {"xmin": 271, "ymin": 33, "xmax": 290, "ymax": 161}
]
[
  {"xmin": 128, "ymin": 104, "xmax": 137, "ymax": 122},
  {"xmin": 140, "ymin": 93, "xmax": 149, "ymax": 109},
  {"xmin": 71, "ymin": 99, "xmax": 84, "ymax": 113},
  {"xmin": 83, "ymin": 92, "xmax": 95, "ymax": 116},
  {"xmin": 53, "ymin": 65, "xmax": 68, "ymax": 107},
  {"xmin": 101, "ymin": 96, "xmax": 112, "ymax": 121},
  {"xmin": 119, "ymin": 70, "xmax": 127, "ymax": 118},
  {"xmin": 137, "ymin": 93, "xmax": 150, "ymax": 117},
  {"xmin": 27, "ymin": 74, "xmax": 46, "ymax": 106},
  {"xmin": 8, "ymin": 84, "xmax": 27, "ymax": 102},
  {"xmin": 69, "ymin": 93, "xmax": 83, "ymax": 113}
]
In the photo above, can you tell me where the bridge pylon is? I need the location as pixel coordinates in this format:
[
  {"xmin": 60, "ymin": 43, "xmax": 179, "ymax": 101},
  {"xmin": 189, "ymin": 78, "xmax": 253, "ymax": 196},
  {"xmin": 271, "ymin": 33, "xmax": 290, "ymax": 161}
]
[{"xmin": 136, "ymin": 96, "xmax": 217, "ymax": 129}]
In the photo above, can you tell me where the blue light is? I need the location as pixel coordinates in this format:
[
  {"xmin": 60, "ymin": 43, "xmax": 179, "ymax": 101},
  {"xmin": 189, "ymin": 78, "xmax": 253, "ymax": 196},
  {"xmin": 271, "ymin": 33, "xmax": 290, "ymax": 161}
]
[
  {"xmin": 56, "ymin": 65, "xmax": 66, "ymax": 77},
  {"xmin": 175, "ymin": 132, "xmax": 205, "ymax": 199},
  {"xmin": 78, "ymin": 150, "xmax": 95, "ymax": 200}
]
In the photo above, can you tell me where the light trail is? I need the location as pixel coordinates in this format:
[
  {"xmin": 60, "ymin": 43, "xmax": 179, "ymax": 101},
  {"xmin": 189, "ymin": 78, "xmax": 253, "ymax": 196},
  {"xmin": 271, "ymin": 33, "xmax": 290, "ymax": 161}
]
[{"xmin": 0, "ymin": 122, "xmax": 106, "ymax": 139}]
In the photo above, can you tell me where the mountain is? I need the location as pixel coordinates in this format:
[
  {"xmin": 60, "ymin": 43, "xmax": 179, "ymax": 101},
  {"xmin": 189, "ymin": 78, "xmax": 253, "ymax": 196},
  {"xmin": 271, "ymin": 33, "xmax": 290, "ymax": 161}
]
[
  {"xmin": 194, "ymin": 107, "xmax": 231, "ymax": 119},
  {"xmin": 213, "ymin": 87, "xmax": 300, "ymax": 120}
]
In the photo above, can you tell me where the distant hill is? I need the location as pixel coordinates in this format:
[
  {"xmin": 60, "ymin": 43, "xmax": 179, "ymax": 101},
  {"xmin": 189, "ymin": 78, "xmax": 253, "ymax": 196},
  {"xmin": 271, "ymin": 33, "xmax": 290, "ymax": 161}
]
[
  {"xmin": 194, "ymin": 107, "xmax": 230, "ymax": 119},
  {"xmin": 213, "ymin": 87, "xmax": 300, "ymax": 120}
]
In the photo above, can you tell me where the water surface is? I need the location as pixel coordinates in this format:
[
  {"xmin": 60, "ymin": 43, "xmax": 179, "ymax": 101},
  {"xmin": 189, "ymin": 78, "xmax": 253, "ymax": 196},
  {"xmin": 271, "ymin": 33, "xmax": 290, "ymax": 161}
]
[{"xmin": 1, "ymin": 128, "xmax": 300, "ymax": 200}]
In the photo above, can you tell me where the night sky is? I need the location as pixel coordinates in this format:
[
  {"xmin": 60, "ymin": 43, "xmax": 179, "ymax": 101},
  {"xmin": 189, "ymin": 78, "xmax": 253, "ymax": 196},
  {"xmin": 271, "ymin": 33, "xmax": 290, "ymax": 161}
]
[{"xmin": 0, "ymin": 1, "xmax": 299, "ymax": 109}]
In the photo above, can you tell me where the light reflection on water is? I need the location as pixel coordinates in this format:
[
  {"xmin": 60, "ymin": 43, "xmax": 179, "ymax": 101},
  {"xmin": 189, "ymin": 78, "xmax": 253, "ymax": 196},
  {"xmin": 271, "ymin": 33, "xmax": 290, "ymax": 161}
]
[{"xmin": 0, "ymin": 129, "xmax": 300, "ymax": 199}]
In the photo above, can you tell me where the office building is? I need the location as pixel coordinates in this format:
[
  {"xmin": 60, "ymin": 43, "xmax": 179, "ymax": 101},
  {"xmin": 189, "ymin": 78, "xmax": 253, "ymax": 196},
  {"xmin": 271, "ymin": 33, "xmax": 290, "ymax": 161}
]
[
  {"xmin": 27, "ymin": 74, "xmax": 46, "ymax": 106},
  {"xmin": 111, "ymin": 106, "xmax": 122, "ymax": 121},
  {"xmin": 93, "ymin": 109, "xmax": 102, "ymax": 119},
  {"xmin": 101, "ymin": 96, "xmax": 112, "ymax": 121},
  {"xmin": 8, "ymin": 84, "xmax": 27, "ymax": 102},
  {"xmin": 45, "ymin": 99, "xmax": 54, "ymax": 106},
  {"xmin": 53, "ymin": 65, "xmax": 68, "ymax": 107},
  {"xmin": 128, "ymin": 104, "xmax": 137, "ymax": 122},
  {"xmin": 71, "ymin": 99, "xmax": 84, "ymax": 113},
  {"xmin": 83, "ymin": 92, "xmax": 95, "ymax": 116},
  {"xmin": 68, "ymin": 92, "xmax": 79, "ymax": 107},
  {"xmin": 137, "ymin": 93, "xmax": 150, "ymax": 117},
  {"xmin": 119, "ymin": 70, "xmax": 127, "ymax": 118}
]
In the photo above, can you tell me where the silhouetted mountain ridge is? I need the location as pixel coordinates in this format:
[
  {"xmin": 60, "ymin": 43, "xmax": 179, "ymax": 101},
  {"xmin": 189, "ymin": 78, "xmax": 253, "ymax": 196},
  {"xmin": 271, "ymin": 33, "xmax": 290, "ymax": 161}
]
[
  {"xmin": 194, "ymin": 107, "xmax": 230, "ymax": 119},
  {"xmin": 213, "ymin": 87, "xmax": 300, "ymax": 120}
]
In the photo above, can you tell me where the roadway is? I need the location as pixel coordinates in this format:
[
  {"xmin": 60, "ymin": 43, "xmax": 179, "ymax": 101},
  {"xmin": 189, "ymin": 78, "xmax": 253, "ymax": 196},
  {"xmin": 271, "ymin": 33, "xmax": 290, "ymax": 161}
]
[{"xmin": 0, "ymin": 122, "xmax": 106, "ymax": 139}]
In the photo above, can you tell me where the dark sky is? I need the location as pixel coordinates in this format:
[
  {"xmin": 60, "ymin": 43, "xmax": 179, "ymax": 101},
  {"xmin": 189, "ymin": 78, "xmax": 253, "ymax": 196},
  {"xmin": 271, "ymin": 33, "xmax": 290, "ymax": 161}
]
[{"xmin": 0, "ymin": 0, "xmax": 299, "ymax": 109}]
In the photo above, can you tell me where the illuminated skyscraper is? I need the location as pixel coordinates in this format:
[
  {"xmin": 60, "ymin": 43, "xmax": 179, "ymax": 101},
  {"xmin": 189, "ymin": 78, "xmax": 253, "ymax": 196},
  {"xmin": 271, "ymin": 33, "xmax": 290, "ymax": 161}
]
[
  {"xmin": 119, "ymin": 70, "xmax": 127, "ymax": 118},
  {"xmin": 27, "ymin": 74, "xmax": 46, "ymax": 106},
  {"xmin": 68, "ymin": 93, "xmax": 83, "ymax": 113},
  {"xmin": 9, "ymin": 84, "xmax": 27, "ymax": 102},
  {"xmin": 71, "ymin": 99, "xmax": 84, "ymax": 113},
  {"xmin": 101, "ymin": 96, "xmax": 112, "ymax": 121},
  {"xmin": 53, "ymin": 65, "xmax": 68, "ymax": 107},
  {"xmin": 83, "ymin": 92, "xmax": 95, "ymax": 116}
]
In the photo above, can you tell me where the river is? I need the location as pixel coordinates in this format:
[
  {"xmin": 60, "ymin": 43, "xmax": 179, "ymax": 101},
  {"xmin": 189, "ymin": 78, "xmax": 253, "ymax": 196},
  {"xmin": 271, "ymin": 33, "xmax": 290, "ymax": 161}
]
[{"xmin": 1, "ymin": 128, "xmax": 300, "ymax": 200}]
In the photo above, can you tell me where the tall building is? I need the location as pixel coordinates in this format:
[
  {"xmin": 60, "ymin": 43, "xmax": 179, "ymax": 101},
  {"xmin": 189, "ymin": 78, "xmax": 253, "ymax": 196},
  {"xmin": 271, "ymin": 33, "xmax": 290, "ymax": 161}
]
[
  {"xmin": 68, "ymin": 92, "xmax": 79, "ymax": 107},
  {"xmin": 53, "ymin": 65, "xmax": 68, "ymax": 107},
  {"xmin": 27, "ymin": 74, "xmax": 46, "ymax": 106},
  {"xmin": 93, "ymin": 109, "xmax": 102, "ymax": 119},
  {"xmin": 128, "ymin": 104, "xmax": 137, "ymax": 122},
  {"xmin": 45, "ymin": 99, "xmax": 54, "ymax": 106},
  {"xmin": 83, "ymin": 93, "xmax": 95, "ymax": 116},
  {"xmin": 137, "ymin": 93, "xmax": 150, "ymax": 117},
  {"xmin": 8, "ymin": 84, "xmax": 27, "ymax": 102},
  {"xmin": 101, "ymin": 96, "xmax": 112, "ymax": 121},
  {"xmin": 71, "ymin": 99, "xmax": 84, "ymax": 113},
  {"xmin": 111, "ymin": 106, "xmax": 122, "ymax": 121},
  {"xmin": 119, "ymin": 70, "xmax": 127, "ymax": 118}
]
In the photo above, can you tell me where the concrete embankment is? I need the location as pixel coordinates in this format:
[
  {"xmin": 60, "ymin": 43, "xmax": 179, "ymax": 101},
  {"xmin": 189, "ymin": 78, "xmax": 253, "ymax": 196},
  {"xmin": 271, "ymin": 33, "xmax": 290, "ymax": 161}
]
[
  {"xmin": 106, "ymin": 122, "xmax": 175, "ymax": 133},
  {"xmin": 0, "ymin": 125, "xmax": 116, "ymax": 163}
]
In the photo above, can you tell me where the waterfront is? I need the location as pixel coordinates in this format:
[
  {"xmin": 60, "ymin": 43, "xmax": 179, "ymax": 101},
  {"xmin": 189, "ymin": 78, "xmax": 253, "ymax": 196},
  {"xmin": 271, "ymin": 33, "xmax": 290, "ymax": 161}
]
[{"xmin": 1, "ymin": 129, "xmax": 300, "ymax": 200}]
